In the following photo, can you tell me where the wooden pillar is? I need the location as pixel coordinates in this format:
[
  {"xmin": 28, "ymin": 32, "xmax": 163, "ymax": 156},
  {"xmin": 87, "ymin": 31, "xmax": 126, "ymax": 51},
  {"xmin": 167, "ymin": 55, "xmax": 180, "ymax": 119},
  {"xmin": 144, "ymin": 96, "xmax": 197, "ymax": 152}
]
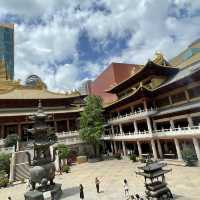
[
  {"xmin": 193, "ymin": 138, "xmax": 200, "ymax": 161},
  {"xmin": 151, "ymin": 139, "xmax": 158, "ymax": 159},
  {"xmin": 18, "ymin": 124, "xmax": 21, "ymax": 139},
  {"xmin": 146, "ymin": 117, "xmax": 152, "ymax": 133},
  {"xmin": 157, "ymin": 140, "xmax": 163, "ymax": 159},
  {"xmin": 1, "ymin": 125, "xmax": 4, "ymax": 138},
  {"xmin": 174, "ymin": 138, "xmax": 182, "ymax": 160},
  {"xmin": 143, "ymin": 100, "xmax": 148, "ymax": 111},
  {"xmin": 54, "ymin": 121, "xmax": 57, "ymax": 132},
  {"xmin": 66, "ymin": 120, "xmax": 70, "ymax": 131},
  {"xmin": 137, "ymin": 141, "xmax": 142, "ymax": 157}
]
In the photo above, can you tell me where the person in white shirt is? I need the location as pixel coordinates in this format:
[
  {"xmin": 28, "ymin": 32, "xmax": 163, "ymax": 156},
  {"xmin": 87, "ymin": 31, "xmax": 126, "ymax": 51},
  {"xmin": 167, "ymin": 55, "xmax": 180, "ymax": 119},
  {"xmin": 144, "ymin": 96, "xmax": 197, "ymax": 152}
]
[{"xmin": 123, "ymin": 179, "xmax": 129, "ymax": 198}]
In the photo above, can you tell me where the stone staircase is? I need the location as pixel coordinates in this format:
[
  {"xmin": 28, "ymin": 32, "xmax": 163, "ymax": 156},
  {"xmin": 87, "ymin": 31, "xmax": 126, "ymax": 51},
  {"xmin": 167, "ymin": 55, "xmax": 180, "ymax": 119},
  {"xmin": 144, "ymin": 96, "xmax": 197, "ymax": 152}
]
[
  {"xmin": 14, "ymin": 151, "xmax": 31, "ymax": 181},
  {"xmin": 15, "ymin": 163, "xmax": 30, "ymax": 181}
]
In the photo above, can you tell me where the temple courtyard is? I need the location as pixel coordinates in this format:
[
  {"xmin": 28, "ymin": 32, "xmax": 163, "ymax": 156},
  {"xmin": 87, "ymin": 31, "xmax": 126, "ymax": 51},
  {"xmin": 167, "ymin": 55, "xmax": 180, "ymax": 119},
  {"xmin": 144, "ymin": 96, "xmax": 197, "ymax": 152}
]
[{"xmin": 0, "ymin": 159, "xmax": 200, "ymax": 200}]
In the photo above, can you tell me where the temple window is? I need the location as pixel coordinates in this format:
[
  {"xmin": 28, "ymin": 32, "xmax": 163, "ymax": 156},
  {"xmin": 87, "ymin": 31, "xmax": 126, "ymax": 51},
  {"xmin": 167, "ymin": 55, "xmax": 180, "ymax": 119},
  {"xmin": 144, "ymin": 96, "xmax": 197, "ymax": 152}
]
[
  {"xmin": 119, "ymin": 107, "xmax": 131, "ymax": 115},
  {"xmin": 156, "ymin": 121, "xmax": 171, "ymax": 130},
  {"xmin": 171, "ymin": 91, "xmax": 186, "ymax": 103},
  {"xmin": 155, "ymin": 97, "xmax": 170, "ymax": 108},
  {"xmin": 188, "ymin": 86, "xmax": 200, "ymax": 99},
  {"xmin": 122, "ymin": 123, "xmax": 135, "ymax": 133},
  {"xmin": 111, "ymin": 111, "xmax": 118, "ymax": 118},
  {"xmin": 174, "ymin": 118, "xmax": 189, "ymax": 128},
  {"xmin": 192, "ymin": 116, "xmax": 200, "ymax": 126}
]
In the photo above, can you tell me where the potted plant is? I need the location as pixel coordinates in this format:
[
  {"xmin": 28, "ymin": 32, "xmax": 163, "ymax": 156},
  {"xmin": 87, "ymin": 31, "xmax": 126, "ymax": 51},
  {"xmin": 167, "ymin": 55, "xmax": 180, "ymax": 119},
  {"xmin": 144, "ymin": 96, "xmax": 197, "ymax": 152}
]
[
  {"xmin": 62, "ymin": 165, "xmax": 70, "ymax": 173},
  {"xmin": 129, "ymin": 154, "xmax": 137, "ymax": 162}
]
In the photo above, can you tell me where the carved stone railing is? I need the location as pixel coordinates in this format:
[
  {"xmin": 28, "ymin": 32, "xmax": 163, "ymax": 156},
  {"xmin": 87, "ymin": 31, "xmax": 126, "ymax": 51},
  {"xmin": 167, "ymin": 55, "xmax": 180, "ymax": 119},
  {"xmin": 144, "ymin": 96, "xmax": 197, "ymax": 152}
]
[
  {"xmin": 56, "ymin": 131, "xmax": 79, "ymax": 138},
  {"xmin": 108, "ymin": 108, "xmax": 157, "ymax": 125},
  {"xmin": 102, "ymin": 125, "xmax": 200, "ymax": 140},
  {"xmin": 56, "ymin": 131, "xmax": 83, "ymax": 145},
  {"xmin": 0, "ymin": 138, "xmax": 5, "ymax": 147},
  {"xmin": 155, "ymin": 125, "xmax": 200, "ymax": 138}
]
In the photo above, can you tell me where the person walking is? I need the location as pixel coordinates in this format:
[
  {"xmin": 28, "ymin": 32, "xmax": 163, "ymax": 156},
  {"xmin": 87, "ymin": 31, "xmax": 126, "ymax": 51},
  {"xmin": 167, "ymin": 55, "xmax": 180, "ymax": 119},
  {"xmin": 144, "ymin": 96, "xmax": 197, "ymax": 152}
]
[
  {"xmin": 95, "ymin": 177, "xmax": 100, "ymax": 193},
  {"xmin": 80, "ymin": 184, "xmax": 84, "ymax": 200},
  {"xmin": 123, "ymin": 179, "xmax": 129, "ymax": 198}
]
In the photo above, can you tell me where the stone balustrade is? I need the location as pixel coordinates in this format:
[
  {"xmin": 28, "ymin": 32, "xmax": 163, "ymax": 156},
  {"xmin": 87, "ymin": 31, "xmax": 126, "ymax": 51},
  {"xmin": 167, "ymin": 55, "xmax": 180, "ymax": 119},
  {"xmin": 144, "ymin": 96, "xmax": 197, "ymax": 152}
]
[
  {"xmin": 102, "ymin": 125, "xmax": 200, "ymax": 140},
  {"xmin": 108, "ymin": 108, "xmax": 157, "ymax": 125},
  {"xmin": 0, "ymin": 138, "xmax": 5, "ymax": 147},
  {"xmin": 56, "ymin": 130, "xmax": 83, "ymax": 145},
  {"xmin": 56, "ymin": 130, "xmax": 79, "ymax": 138}
]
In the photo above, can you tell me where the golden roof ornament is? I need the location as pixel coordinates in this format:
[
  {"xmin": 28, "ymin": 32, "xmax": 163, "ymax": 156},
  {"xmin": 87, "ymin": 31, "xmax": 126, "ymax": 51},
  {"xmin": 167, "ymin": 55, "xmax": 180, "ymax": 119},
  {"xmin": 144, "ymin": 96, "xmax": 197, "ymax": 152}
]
[{"xmin": 152, "ymin": 51, "xmax": 170, "ymax": 66}]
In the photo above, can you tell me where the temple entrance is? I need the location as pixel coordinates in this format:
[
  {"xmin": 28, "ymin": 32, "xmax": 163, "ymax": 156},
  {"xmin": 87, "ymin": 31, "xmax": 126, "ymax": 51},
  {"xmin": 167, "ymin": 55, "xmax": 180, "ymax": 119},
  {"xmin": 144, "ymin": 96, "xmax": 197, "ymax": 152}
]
[
  {"xmin": 141, "ymin": 141, "xmax": 152, "ymax": 156},
  {"xmin": 160, "ymin": 139, "xmax": 177, "ymax": 159},
  {"xmin": 126, "ymin": 141, "xmax": 138, "ymax": 155}
]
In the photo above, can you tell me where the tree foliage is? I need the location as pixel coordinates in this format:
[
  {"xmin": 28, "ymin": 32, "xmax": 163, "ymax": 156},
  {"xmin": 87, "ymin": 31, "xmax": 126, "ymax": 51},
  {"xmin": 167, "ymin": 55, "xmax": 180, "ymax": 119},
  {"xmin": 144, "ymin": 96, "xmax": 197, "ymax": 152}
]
[
  {"xmin": 182, "ymin": 147, "xmax": 197, "ymax": 166},
  {"xmin": 47, "ymin": 128, "xmax": 57, "ymax": 143},
  {"xmin": 0, "ymin": 153, "xmax": 10, "ymax": 175},
  {"xmin": 56, "ymin": 144, "xmax": 69, "ymax": 160},
  {"xmin": 80, "ymin": 95, "xmax": 104, "ymax": 157},
  {"xmin": 5, "ymin": 134, "xmax": 18, "ymax": 147}
]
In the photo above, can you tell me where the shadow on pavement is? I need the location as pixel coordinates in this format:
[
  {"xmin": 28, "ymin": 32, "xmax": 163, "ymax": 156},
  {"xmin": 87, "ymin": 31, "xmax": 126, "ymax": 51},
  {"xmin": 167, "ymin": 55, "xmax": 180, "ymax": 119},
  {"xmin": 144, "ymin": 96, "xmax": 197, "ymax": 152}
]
[{"xmin": 61, "ymin": 186, "xmax": 79, "ymax": 199}]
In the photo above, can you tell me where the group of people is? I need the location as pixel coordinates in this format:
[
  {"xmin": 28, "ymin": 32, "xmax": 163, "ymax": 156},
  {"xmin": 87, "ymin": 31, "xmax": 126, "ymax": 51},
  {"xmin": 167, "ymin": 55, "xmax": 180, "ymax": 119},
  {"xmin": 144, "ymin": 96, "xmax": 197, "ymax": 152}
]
[
  {"xmin": 79, "ymin": 177, "xmax": 100, "ymax": 199},
  {"xmin": 79, "ymin": 178, "xmax": 144, "ymax": 200}
]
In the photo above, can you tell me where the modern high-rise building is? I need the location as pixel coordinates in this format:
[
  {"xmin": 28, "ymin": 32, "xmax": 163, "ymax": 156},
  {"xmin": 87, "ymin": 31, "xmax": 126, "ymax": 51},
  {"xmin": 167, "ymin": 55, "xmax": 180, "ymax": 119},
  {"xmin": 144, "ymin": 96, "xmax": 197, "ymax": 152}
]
[{"xmin": 0, "ymin": 24, "xmax": 14, "ymax": 80}]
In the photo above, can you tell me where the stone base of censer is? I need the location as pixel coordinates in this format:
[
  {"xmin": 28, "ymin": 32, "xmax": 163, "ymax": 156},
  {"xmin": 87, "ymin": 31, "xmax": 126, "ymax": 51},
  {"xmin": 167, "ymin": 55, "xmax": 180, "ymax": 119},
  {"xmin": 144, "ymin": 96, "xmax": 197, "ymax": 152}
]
[{"xmin": 24, "ymin": 183, "xmax": 62, "ymax": 200}]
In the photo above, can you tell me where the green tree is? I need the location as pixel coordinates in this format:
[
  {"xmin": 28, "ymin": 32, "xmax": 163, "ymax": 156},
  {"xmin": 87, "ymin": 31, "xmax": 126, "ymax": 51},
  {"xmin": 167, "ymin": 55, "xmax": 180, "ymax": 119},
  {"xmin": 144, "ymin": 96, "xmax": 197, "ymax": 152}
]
[
  {"xmin": 57, "ymin": 144, "xmax": 69, "ymax": 160},
  {"xmin": 5, "ymin": 134, "xmax": 18, "ymax": 147},
  {"xmin": 182, "ymin": 147, "xmax": 197, "ymax": 166},
  {"xmin": 80, "ymin": 95, "xmax": 104, "ymax": 157},
  {"xmin": 47, "ymin": 128, "xmax": 57, "ymax": 143},
  {"xmin": 56, "ymin": 144, "xmax": 69, "ymax": 174}
]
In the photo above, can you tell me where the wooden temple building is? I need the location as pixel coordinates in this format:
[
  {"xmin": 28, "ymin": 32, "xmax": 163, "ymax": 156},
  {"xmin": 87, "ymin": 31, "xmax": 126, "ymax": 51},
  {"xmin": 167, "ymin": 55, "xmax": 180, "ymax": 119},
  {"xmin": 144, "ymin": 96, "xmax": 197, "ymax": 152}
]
[
  {"xmin": 0, "ymin": 60, "xmax": 85, "ymax": 150},
  {"xmin": 102, "ymin": 52, "xmax": 200, "ymax": 162}
]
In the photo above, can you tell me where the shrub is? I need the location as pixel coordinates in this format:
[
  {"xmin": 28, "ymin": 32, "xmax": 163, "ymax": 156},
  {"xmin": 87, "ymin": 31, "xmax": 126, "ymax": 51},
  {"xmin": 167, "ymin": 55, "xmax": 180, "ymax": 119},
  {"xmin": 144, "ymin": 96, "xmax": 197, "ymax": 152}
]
[
  {"xmin": 182, "ymin": 147, "xmax": 197, "ymax": 166},
  {"xmin": 0, "ymin": 177, "xmax": 9, "ymax": 188},
  {"xmin": 129, "ymin": 154, "xmax": 137, "ymax": 162},
  {"xmin": 5, "ymin": 134, "xmax": 18, "ymax": 147},
  {"xmin": 0, "ymin": 171, "xmax": 9, "ymax": 188},
  {"xmin": 63, "ymin": 165, "xmax": 70, "ymax": 173},
  {"xmin": 139, "ymin": 157, "xmax": 146, "ymax": 163},
  {"xmin": 114, "ymin": 152, "xmax": 122, "ymax": 160},
  {"xmin": 0, "ymin": 153, "xmax": 10, "ymax": 175}
]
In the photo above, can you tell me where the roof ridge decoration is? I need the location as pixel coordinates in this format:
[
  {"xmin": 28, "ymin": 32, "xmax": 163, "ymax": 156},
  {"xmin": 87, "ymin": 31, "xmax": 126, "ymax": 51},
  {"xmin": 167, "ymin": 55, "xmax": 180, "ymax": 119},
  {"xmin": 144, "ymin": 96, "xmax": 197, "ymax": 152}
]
[{"xmin": 152, "ymin": 51, "xmax": 171, "ymax": 66}]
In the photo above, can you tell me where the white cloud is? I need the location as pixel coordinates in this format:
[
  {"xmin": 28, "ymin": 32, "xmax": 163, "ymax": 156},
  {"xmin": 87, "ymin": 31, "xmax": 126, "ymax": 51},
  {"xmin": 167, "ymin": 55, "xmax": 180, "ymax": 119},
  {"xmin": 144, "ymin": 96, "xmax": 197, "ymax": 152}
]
[{"xmin": 0, "ymin": 0, "xmax": 200, "ymax": 91}]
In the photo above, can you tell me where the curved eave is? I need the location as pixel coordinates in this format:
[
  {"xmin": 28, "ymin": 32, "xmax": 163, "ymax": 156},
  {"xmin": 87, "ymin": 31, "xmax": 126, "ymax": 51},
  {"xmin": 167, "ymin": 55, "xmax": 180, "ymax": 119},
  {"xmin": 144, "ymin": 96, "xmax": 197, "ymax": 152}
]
[
  {"xmin": 153, "ymin": 61, "xmax": 200, "ymax": 94},
  {"xmin": 104, "ymin": 86, "xmax": 152, "ymax": 110},
  {"xmin": 106, "ymin": 61, "xmax": 179, "ymax": 94}
]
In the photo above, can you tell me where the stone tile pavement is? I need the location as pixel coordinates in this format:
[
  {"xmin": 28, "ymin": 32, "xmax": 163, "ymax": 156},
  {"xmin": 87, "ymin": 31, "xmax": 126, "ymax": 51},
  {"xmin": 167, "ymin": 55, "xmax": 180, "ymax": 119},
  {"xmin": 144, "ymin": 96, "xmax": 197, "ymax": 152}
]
[{"xmin": 0, "ymin": 159, "xmax": 200, "ymax": 200}]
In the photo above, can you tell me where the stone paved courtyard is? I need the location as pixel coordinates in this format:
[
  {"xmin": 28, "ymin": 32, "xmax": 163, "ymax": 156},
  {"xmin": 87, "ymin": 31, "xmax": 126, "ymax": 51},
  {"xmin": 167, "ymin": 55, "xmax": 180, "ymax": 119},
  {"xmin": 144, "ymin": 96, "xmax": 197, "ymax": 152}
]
[{"xmin": 1, "ymin": 159, "xmax": 200, "ymax": 200}]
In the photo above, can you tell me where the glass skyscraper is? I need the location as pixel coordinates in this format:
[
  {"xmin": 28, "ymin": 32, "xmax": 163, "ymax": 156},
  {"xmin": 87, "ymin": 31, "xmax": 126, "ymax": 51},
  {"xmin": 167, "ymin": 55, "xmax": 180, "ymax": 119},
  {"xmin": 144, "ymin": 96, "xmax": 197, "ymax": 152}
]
[{"xmin": 0, "ymin": 24, "xmax": 14, "ymax": 80}]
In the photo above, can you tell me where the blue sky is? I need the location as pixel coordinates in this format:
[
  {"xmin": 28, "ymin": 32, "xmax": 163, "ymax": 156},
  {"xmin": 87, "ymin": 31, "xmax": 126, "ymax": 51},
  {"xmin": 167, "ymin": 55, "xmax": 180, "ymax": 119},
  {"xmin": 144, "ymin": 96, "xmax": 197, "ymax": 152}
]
[{"xmin": 0, "ymin": 0, "xmax": 200, "ymax": 92}]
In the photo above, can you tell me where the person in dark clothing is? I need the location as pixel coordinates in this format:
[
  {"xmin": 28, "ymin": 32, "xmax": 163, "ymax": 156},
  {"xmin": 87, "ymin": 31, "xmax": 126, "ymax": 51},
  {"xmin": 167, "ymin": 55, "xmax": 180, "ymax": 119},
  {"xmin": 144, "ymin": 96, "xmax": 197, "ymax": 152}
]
[
  {"xmin": 95, "ymin": 177, "xmax": 100, "ymax": 193},
  {"xmin": 80, "ymin": 184, "xmax": 84, "ymax": 200}
]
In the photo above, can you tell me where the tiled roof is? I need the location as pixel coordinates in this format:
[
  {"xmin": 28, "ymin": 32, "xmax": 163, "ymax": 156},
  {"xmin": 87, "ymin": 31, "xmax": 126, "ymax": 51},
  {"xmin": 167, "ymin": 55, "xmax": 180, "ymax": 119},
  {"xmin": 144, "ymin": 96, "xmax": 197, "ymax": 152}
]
[{"xmin": 0, "ymin": 87, "xmax": 81, "ymax": 99}]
